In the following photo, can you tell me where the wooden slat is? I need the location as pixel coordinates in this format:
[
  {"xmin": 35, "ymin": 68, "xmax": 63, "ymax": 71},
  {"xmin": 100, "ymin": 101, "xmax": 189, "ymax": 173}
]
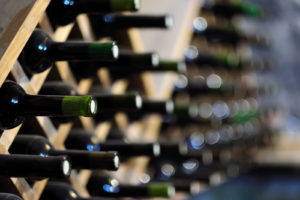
[{"xmin": 0, "ymin": 0, "xmax": 50, "ymax": 86}]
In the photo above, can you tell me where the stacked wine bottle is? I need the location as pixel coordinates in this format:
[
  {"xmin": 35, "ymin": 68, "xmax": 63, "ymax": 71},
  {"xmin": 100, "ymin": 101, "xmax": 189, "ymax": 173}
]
[{"xmin": 0, "ymin": 0, "xmax": 280, "ymax": 199}]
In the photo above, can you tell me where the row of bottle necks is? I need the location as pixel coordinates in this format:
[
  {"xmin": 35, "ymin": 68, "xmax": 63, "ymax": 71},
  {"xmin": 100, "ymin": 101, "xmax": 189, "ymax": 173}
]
[{"xmin": 0, "ymin": 0, "xmax": 273, "ymax": 199}]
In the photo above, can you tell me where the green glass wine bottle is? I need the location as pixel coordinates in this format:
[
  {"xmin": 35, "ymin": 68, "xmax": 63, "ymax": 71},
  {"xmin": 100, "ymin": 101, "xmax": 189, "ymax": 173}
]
[
  {"xmin": 18, "ymin": 29, "xmax": 118, "ymax": 75},
  {"xmin": 0, "ymin": 81, "xmax": 97, "ymax": 130},
  {"xmin": 47, "ymin": 0, "xmax": 141, "ymax": 26}
]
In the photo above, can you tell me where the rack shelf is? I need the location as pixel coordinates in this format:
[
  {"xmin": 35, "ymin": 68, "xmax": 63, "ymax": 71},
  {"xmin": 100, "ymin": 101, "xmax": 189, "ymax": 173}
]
[{"xmin": 0, "ymin": 0, "xmax": 202, "ymax": 199}]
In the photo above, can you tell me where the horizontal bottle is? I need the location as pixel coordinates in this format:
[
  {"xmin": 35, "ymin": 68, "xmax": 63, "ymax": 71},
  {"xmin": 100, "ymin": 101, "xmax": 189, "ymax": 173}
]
[
  {"xmin": 126, "ymin": 99, "xmax": 175, "ymax": 121},
  {"xmin": 0, "ymin": 81, "xmax": 96, "ymax": 130},
  {"xmin": 0, "ymin": 154, "xmax": 70, "ymax": 179},
  {"xmin": 47, "ymin": 0, "xmax": 140, "ymax": 26},
  {"xmin": 172, "ymin": 74, "xmax": 261, "ymax": 98},
  {"xmin": 40, "ymin": 81, "xmax": 142, "ymax": 124},
  {"xmin": 18, "ymin": 29, "xmax": 118, "ymax": 75},
  {"xmin": 65, "ymin": 129, "xmax": 160, "ymax": 158},
  {"xmin": 193, "ymin": 17, "xmax": 268, "ymax": 46},
  {"xmin": 90, "ymin": 14, "xmax": 173, "ymax": 37},
  {"xmin": 9, "ymin": 135, "xmax": 119, "ymax": 170},
  {"xmin": 202, "ymin": 0, "xmax": 262, "ymax": 19},
  {"xmin": 147, "ymin": 180, "xmax": 202, "ymax": 195},
  {"xmin": 41, "ymin": 182, "xmax": 114, "ymax": 200},
  {"xmin": 184, "ymin": 45, "xmax": 272, "ymax": 71},
  {"xmin": 87, "ymin": 172, "xmax": 176, "ymax": 198},
  {"xmin": 69, "ymin": 50, "xmax": 159, "ymax": 78}
]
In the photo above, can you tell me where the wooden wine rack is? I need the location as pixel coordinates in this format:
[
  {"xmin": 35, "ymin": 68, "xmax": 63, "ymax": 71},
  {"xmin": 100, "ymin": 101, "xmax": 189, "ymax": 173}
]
[{"xmin": 0, "ymin": 0, "xmax": 202, "ymax": 199}]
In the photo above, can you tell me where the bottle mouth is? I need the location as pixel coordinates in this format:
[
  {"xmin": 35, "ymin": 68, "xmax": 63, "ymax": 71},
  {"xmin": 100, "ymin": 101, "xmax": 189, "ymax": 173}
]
[
  {"xmin": 165, "ymin": 100, "xmax": 175, "ymax": 114},
  {"xmin": 135, "ymin": 95, "xmax": 143, "ymax": 109},
  {"xmin": 111, "ymin": 43, "xmax": 119, "ymax": 60},
  {"xmin": 153, "ymin": 143, "xmax": 161, "ymax": 157},
  {"xmin": 133, "ymin": 0, "xmax": 141, "ymax": 11},
  {"xmin": 152, "ymin": 53, "xmax": 160, "ymax": 67},
  {"xmin": 113, "ymin": 155, "xmax": 120, "ymax": 169},
  {"xmin": 89, "ymin": 98, "xmax": 98, "ymax": 115},
  {"xmin": 62, "ymin": 160, "xmax": 71, "ymax": 177},
  {"xmin": 165, "ymin": 15, "xmax": 174, "ymax": 29}
]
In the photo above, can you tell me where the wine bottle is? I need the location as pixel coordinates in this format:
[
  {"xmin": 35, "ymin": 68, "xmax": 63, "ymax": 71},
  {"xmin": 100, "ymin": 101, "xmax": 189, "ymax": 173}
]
[
  {"xmin": 202, "ymin": 0, "xmax": 262, "ymax": 19},
  {"xmin": 172, "ymin": 74, "xmax": 237, "ymax": 97},
  {"xmin": 65, "ymin": 129, "xmax": 161, "ymax": 158},
  {"xmin": 18, "ymin": 29, "xmax": 118, "ymax": 75},
  {"xmin": 47, "ymin": 0, "xmax": 141, "ymax": 26},
  {"xmin": 126, "ymin": 99, "xmax": 175, "ymax": 121},
  {"xmin": 87, "ymin": 172, "xmax": 176, "ymax": 198},
  {"xmin": 9, "ymin": 135, "xmax": 119, "ymax": 170},
  {"xmin": 0, "ymin": 154, "xmax": 70, "ymax": 179},
  {"xmin": 41, "ymin": 182, "xmax": 111, "ymax": 200},
  {"xmin": 193, "ymin": 17, "xmax": 268, "ymax": 46},
  {"xmin": 152, "ymin": 60, "xmax": 187, "ymax": 73},
  {"xmin": 90, "ymin": 14, "xmax": 173, "ymax": 37},
  {"xmin": 184, "ymin": 46, "xmax": 271, "ymax": 71},
  {"xmin": 0, "ymin": 81, "xmax": 97, "ymax": 130},
  {"xmin": 0, "ymin": 193, "xmax": 23, "ymax": 200},
  {"xmin": 69, "ymin": 50, "xmax": 159, "ymax": 78},
  {"xmin": 41, "ymin": 81, "xmax": 142, "ymax": 113}
]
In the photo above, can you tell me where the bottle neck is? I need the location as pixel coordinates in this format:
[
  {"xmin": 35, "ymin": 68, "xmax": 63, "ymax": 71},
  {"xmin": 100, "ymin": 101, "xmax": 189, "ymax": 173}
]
[
  {"xmin": 95, "ymin": 93, "xmax": 142, "ymax": 113},
  {"xmin": 101, "ymin": 14, "xmax": 173, "ymax": 29},
  {"xmin": 50, "ymin": 42, "xmax": 118, "ymax": 62},
  {"xmin": 23, "ymin": 94, "xmax": 96, "ymax": 117},
  {"xmin": 97, "ymin": 142, "xmax": 161, "ymax": 157},
  {"xmin": 142, "ymin": 100, "xmax": 174, "ymax": 115}
]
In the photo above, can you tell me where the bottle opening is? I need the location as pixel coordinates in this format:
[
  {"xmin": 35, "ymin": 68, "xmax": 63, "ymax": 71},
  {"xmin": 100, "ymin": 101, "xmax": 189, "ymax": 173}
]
[
  {"xmin": 165, "ymin": 15, "xmax": 174, "ymax": 28},
  {"xmin": 113, "ymin": 155, "xmax": 120, "ymax": 169},
  {"xmin": 134, "ymin": 0, "xmax": 141, "ymax": 10},
  {"xmin": 152, "ymin": 53, "xmax": 160, "ymax": 67},
  {"xmin": 112, "ymin": 44, "xmax": 119, "ymax": 59},
  {"xmin": 90, "ymin": 99, "xmax": 97, "ymax": 115},
  {"xmin": 62, "ymin": 160, "xmax": 71, "ymax": 176},
  {"xmin": 153, "ymin": 143, "xmax": 161, "ymax": 157},
  {"xmin": 135, "ymin": 95, "xmax": 143, "ymax": 109}
]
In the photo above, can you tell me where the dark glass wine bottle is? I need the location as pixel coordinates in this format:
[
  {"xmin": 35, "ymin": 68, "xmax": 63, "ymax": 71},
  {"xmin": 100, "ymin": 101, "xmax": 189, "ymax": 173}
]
[
  {"xmin": 202, "ymin": 0, "xmax": 262, "ymax": 19},
  {"xmin": 41, "ymin": 81, "xmax": 143, "ymax": 115},
  {"xmin": 47, "ymin": 0, "xmax": 141, "ymax": 26},
  {"xmin": 87, "ymin": 172, "xmax": 176, "ymax": 198},
  {"xmin": 172, "ymin": 75, "xmax": 236, "ymax": 98},
  {"xmin": 41, "ymin": 182, "xmax": 111, "ymax": 200},
  {"xmin": 0, "ymin": 193, "xmax": 23, "ymax": 200},
  {"xmin": 126, "ymin": 99, "xmax": 175, "ymax": 121},
  {"xmin": 184, "ymin": 46, "xmax": 270, "ymax": 71},
  {"xmin": 65, "ymin": 129, "xmax": 161, "ymax": 158},
  {"xmin": 69, "ymin": 50, "xmax": 159, "ymax": 78},
  {"xmin": 18, "ymin": 29, "xmax": 118, "ymax": 75},
  {"xmin": 193, "ymin": 18, "xmax": 268, "ymax": 46},
  {"xmin": 90, "ymin": 14, "xmax": 173, "ymax": 37},
  {"xmin": 0, "ymin": 81, "xmax": 97, "ymax": 130},
  {"xmin": 0, "ymin": 154, "xmax": 70, "ymax": 179},
  {"xmin": 9, "ymin": 135, "xmax": 119, "ymax": 170}
]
